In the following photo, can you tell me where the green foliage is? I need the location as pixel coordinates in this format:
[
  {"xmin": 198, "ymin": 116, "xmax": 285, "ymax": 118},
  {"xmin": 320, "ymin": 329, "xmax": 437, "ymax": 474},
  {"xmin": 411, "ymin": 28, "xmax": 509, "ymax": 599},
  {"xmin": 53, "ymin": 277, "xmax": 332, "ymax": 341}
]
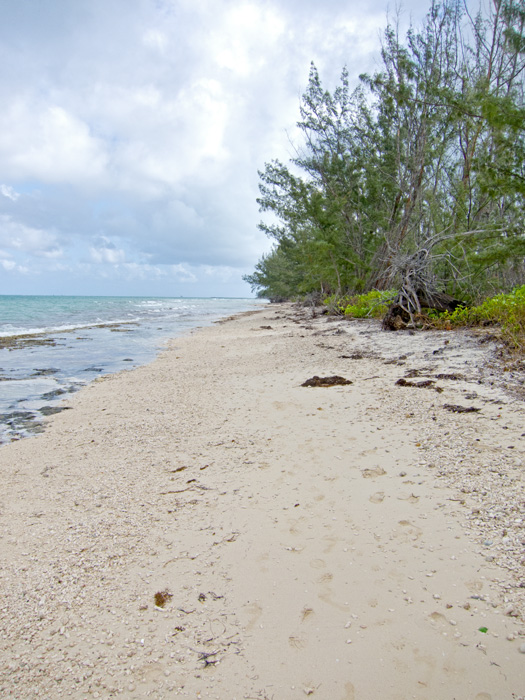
[
  {"xmin": 324, "ymin": 290, "xmax": 396, "ymax": 317},
  {"xmin": 429, "ymin": 285, "xmax": 525, "ymax": 347},
  {"xmin": 343, "ymin": 290, "xmax": 397, "ymax": 318},
  {"xmin": 247, "ymin": 0, "xmax": 525, "ymax": 303}
]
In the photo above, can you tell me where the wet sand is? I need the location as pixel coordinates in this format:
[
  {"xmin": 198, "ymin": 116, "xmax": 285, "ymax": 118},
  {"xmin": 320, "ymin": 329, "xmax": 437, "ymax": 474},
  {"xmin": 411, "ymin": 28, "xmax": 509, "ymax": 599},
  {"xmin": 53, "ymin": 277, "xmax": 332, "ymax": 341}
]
[{"xmin": 0, "ymin": 304, "xmax": 523, "ymax": 699}]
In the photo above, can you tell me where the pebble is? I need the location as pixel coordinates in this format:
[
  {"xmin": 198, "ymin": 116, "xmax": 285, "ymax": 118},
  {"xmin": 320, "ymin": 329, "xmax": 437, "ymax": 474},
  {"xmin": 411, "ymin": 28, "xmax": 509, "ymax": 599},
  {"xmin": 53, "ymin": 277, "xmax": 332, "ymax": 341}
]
[{"xmin": 520, "ymin": 644, "xmax": 525, "ymax": 654}]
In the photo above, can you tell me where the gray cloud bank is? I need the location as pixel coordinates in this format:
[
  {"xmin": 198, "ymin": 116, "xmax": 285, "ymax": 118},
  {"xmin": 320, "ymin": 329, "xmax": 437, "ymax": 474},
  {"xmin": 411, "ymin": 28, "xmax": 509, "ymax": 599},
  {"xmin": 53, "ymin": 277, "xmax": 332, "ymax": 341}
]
[{"xmin": 0, "ymin": 0, "xmax": 424, "ymax": 296}]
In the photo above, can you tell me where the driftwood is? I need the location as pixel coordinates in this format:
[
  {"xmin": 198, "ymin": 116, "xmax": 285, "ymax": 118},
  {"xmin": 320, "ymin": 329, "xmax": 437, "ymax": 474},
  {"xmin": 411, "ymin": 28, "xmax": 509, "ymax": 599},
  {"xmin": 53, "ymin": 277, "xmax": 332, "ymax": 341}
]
[
  {"xmin": 381, "ymin": 246, "xmax": 465, "ymax": 330},
  {"xmin": 383, "ymin": 290, "xmax": 464, "ymax": 330}
]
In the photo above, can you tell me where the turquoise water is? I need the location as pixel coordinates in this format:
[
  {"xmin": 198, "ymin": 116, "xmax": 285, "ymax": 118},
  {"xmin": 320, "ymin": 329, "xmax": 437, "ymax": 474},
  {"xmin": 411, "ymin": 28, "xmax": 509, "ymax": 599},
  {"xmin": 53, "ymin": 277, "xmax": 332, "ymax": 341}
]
[{"xmin": 0, "ymin": 296, "xmax": 262, "ymax": 443}]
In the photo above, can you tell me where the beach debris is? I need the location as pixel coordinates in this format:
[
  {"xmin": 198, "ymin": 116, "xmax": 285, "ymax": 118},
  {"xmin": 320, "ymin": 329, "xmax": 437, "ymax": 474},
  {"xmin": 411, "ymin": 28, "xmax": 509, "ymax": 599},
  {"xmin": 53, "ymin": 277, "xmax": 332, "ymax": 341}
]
[
  {"xmin": 404, "ymin": 367, "xmax": 433, "ymax": 378},
  {"xmin": 197, "ymin": 649, "xmax": 220, "ymax": 667},
  {"xmin": 154, "ymin": 590, "xmax": 173, "ymax": 608},
  {"xmin": 396, "ymin": 378, "xmax": 443, "ymax": 393},
  {"xmin": 177, "ymin": 607, "xmax": 196, "ymax": 614},
  {"xmin": 443, "ymin": 404, "xmax": 481, "ymax": 413},
  {"xmin": 301, "ymin": 375, "xmax": 352, "ymax": 387},
  {"xmin": 39, "ymin": 406, "xmax": 72, "ymax": 416},
  {"xmin": 435, "ymin": 373, "xmax": 465, "ymax": 380}
]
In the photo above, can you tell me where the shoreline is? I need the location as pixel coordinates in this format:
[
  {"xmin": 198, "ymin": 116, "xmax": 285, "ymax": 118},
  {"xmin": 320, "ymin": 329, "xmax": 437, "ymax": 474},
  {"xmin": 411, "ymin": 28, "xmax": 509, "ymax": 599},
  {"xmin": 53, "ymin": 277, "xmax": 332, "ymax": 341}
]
[
  {"xmin": 0, "ymin": 304, "xmax": 523, "ymax": 698},
  {"xmin": 0, "ymin": 298, "xmax": 262, "ymax": 444}
]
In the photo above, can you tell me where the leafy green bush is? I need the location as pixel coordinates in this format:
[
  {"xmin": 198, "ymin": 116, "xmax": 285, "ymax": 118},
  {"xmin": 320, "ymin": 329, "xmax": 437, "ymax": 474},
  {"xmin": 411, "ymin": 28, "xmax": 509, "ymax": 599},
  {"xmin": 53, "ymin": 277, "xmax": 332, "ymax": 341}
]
[
  {"xmin": 429, "ymin": 285, "xmax": 525, "ymax": 348},
  {"xmin": 341, "ymin": 290, "xmax": 396, "ymax": 318},
  {"xmin": 322, "ymin": 294, "xmax": 348, "ymax": 315}
]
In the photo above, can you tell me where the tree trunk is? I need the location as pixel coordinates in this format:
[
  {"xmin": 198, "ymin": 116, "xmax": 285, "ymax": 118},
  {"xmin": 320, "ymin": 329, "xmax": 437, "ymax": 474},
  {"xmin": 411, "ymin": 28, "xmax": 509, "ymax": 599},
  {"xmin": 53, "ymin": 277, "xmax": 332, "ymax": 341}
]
[{"xmin": 383, "ymin": 286, "xmax": 464, "ymax": 330}]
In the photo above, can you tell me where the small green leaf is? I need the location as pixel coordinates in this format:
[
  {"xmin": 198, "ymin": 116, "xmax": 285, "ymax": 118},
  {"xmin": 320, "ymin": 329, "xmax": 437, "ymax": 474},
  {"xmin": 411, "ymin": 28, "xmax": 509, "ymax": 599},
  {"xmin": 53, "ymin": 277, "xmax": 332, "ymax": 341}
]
[{"xmin": 478, "ymin": 626, "xmax": 488, "ymax": 634}]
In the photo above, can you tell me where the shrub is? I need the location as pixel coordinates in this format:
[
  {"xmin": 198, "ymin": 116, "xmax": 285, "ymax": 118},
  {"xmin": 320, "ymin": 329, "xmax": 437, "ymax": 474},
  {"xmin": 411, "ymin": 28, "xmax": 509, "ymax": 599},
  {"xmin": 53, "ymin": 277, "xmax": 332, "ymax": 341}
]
[
  {"xmin": 429, "ymin": 285, "xmax": 525, "ymax": 349},
  {"xmin": 342, "ymin": 290, "xmax": 396, "ymax": 318}
]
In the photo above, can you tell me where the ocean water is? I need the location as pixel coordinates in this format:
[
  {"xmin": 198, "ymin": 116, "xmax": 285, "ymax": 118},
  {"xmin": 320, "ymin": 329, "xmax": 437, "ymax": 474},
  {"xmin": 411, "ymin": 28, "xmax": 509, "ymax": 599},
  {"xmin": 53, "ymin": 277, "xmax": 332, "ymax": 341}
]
[{"xmin": 0, "ymin": 295, "xmax": 263, "ymax": 443}]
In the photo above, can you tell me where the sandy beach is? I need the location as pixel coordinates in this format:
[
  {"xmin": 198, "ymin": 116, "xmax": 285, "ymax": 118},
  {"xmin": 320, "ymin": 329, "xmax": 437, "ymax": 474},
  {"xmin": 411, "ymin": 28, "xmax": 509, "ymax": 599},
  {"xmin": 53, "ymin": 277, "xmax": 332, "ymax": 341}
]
[{"xmin": 0, "ymin": 303, "xmax": 524, "ymax": 700}]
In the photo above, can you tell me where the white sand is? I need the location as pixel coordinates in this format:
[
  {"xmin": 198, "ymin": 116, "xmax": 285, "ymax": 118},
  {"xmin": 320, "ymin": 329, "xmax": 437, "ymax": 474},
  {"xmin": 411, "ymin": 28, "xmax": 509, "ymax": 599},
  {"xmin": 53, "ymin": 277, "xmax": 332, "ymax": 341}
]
[{"xmin": 0, "ymin": 304, "xmax": 523, "ymax": 699}]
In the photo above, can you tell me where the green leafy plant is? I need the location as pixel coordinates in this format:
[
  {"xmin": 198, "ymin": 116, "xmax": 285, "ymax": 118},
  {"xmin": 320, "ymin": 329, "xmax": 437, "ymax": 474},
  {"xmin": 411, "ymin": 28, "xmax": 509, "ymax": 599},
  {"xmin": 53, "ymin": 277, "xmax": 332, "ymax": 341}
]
[
  {"xmin": 429, "ymin": 286, "xmax": 525, "ymax": 349},
  {"xmin": 342, "ymin": 290, "xmax": 397, "ymax": 318}
]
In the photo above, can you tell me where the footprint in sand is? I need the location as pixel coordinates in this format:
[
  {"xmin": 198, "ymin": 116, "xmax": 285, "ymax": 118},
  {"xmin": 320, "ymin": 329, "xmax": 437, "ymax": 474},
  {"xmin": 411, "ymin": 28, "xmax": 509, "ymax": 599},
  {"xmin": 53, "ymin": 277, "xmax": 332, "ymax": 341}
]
[
  {"xmin": 318, "ymin": 591, "xmax": 348, "ymax": 611},
  {"xmin": 301, "ymin": 606, "xmax": 314, "ymax": 622},
  {"xmin": 343, "ymin": 682, "xmax": 355, "ymax": 700},
  {"xmin": 310, "ymin": 558, "xmax": 326, "ymax": 569},
  {"xmin": 243, "ymin": 602, "xmax": 262, "ymax": 631},
  {"xmin": 394, "ymin": 520, "xmax": 423, "ymax": 542},
  {"xmin": 317, "ymin": 572, "xmax": 333, "ymax": 584},
  {"xmin": 289, "ymin": 635, "xmax": 306, "ymax": 649},
  {"xmin": 316, "ymin": 571, "xmax": 347, "ymax": 611},
  {"xmin": 322, "ymin": 535, "xmax": 338, "ymax": 553},
  {"xmin": 398, "ymin": 493, "xmax": 420, "ymax": 503},
  {"xmin": 369, "ymin": 491, "xmax": 385, "ymax": 503},
  {"xmin": 428, "ymin": 611, "xmax": 447, "ymax": 628},
  {"xmin": 466, "ymin": 579, "xmax": 484, "ymax": 594},
  {"xmin": 361, "ymin": 467, "xmax": 386, "ymax": 478}
]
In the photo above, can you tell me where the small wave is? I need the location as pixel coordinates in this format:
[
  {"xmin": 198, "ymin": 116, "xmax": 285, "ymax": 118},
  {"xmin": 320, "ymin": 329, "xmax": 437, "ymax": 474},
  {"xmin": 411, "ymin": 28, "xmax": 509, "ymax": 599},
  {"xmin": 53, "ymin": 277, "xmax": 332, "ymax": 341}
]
[{"xmin": 0, "ymin": 318, "xmax": 142, "ymax": 339}]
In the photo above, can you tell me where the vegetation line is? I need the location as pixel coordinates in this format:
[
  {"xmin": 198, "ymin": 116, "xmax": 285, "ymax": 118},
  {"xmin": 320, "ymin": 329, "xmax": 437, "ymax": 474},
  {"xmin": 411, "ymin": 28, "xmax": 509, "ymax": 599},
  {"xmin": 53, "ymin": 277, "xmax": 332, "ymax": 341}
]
[{"xmin": 244, "ymin": 0, "xmax": 525, "ymax": 341}]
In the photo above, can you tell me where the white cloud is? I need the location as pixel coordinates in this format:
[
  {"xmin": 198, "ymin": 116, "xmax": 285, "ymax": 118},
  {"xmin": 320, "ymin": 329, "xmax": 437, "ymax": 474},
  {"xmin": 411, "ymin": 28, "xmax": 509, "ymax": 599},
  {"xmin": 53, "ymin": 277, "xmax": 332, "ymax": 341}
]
[
  {"xmin": 0, "ymin": 214, "xmax": 62, "ymax": 258},
  {"xmin": 0, "ymin": 103, "xmax": 108, "ymax": 185},
  {"xmin": 142, "ymin": 29, "xmax": 169, "ymax": 53},
  {"xmin": 89, "ymin": 236, "xmax": 127, "ymax": 264},
  {"xmin": 202, "ymin": 264, "xmax": 240, "ymax": 282},
  {"xmin": 0, "ymin": 185, "xmax": 20, "ymax": 201},
  {"xmin": 0, "ymin": 258, "xmax": 29, "ymax": 274},
  {"xmin": 212, "ymin": 3, "xmax": 286, "ymax": 77},
  {"xmin": 89, "ymin": 247, "xmax": 126, "ymax": 264}
]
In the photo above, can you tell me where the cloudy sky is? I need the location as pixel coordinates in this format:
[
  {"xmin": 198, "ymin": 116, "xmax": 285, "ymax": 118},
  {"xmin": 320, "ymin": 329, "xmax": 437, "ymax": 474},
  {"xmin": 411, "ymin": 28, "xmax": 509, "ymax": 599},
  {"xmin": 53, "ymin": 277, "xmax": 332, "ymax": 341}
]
[{"xmin": 0, "ymin": 0, "xmax": 429, "ymax": 297}]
